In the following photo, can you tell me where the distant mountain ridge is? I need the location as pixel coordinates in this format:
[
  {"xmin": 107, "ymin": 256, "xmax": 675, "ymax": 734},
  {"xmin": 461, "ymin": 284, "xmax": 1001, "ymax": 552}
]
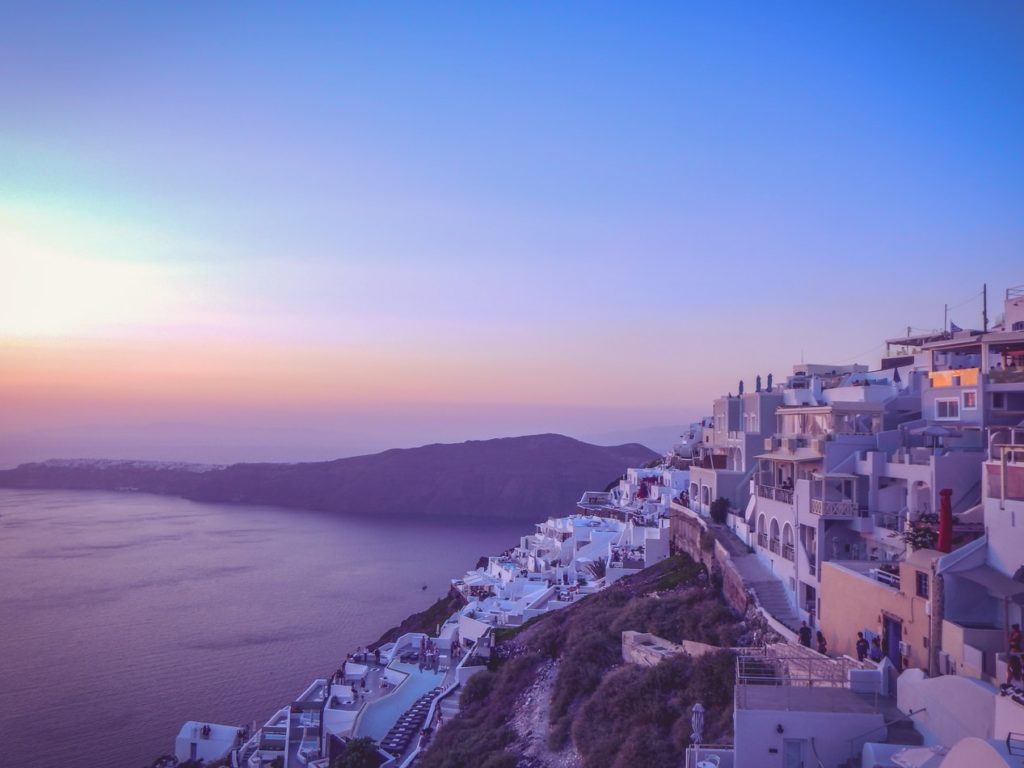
[{"xmin": 0, "ymin": 434, "xmax": 658, "ymax": 522}]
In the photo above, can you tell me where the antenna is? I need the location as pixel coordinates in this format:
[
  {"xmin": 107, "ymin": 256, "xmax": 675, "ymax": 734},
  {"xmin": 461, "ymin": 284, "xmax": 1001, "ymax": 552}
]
[{"xmin": 983, "ymin": 283, "xmax": 988, "ymax": 332}]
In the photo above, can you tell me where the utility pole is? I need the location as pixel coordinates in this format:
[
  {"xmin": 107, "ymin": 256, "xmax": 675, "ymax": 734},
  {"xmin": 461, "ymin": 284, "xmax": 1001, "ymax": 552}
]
[
  {"xmin": 944, "ymin": 304, "xmax": 948, "ymax": 334},
  {"xmin": 983, "ymin": 283, "xmax": 988, "ymax": 332}
]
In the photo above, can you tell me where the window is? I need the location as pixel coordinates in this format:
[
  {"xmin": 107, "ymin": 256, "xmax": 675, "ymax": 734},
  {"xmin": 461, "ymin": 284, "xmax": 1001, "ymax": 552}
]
[
  {"xmin": 935, "ymin": 398, "xmax": 959, "ymax": 420},
  {"xmin": 993, "ymin": 392, "xmax": 1007, "ymax": 410},
  {"xmin": 962, "ymin": 390, "xmax": 977, "ymax": 409},
  {"xmin": 916, "ymin": 571, "xmax": 929, "ymax": 598}
]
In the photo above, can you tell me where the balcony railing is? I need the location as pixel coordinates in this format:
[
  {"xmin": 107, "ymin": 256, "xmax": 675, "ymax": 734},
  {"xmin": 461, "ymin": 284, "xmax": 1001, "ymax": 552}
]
[
  {"xmin": 782, "ymin": 542, "xmax": 795, "ymax": 561},
  {"xmin": 756, "ymin": 484, "xmax": 793, "ymax": 504},
  {"xmin": 873, "ymin": 511, "xmax": 905, "ymax": 532},
  {"xmin": 807, "ymin": 553, "xmax": 817, "ymax": 576},
  {"xmin": 870, "ymin": 567, "xmax": 900, "ymax": 589},
  {"xmin": 757, "ymin": 532, "xmax": 768, "ymax": 548},
  {"xmin": 769, "ymin": 538, "xmax": 781, "ymax": 555},
  {"xmin": 810, "ymin": 498, "xmax": 857, "ymax": 517}
]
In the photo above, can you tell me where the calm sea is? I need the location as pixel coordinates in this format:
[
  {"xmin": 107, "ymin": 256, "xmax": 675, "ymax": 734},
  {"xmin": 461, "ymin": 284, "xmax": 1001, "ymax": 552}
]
[{"xmin": 0, "ymin": 489, "xmax": 526, "ymax": 768}]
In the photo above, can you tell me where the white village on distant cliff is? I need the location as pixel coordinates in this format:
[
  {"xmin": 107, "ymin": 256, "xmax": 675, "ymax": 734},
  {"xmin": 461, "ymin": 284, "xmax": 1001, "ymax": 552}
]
[{"xmin": 176, "ymin": 284, "xmax": 1024, "ymax": 768}]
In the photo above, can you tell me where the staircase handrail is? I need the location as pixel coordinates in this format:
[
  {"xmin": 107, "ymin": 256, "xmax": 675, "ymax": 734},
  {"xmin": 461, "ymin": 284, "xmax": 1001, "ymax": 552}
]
[{"xmin": 844, "ymin": 707, "xmax": 925, "ymax": 761}]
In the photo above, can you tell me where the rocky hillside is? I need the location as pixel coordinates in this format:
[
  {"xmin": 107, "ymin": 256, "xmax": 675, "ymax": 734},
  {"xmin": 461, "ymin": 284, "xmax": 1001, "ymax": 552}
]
[
  {"xmin": 0, "ymin": 434, "xmax": 658, "ymax": 522},
  {"xmin": 419, "ymin": 555, "xmax": 745, "ymax": 768}
]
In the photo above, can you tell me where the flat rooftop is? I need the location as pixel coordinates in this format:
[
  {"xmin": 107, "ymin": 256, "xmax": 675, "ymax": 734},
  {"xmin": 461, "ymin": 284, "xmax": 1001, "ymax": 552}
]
[{"xmin": 736, "ymin": 685, "xmax": 881, "ymax": 714}]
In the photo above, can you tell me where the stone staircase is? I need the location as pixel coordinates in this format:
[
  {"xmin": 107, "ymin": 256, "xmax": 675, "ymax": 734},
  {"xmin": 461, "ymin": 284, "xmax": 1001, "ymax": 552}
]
[
  {"xmin": 703, "ymin": 522, "xmax": 802, "ymax": 634},
  {"xmin": 439, "ymin": 686, "xmax": 462, "ymax": 722},
  {"xmin": 748, "ymin": 579, "xmax": 800, "ymax": 632},
  {"xmin": 885, "ymin": 718, "xmax": 923, "ymax": 746}
]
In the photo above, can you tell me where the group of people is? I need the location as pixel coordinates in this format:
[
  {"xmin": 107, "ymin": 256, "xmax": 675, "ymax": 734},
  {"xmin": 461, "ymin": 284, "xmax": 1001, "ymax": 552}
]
[
  {"xmin": 854, "ymin": 631, "xmax": 884, "ymax": 663},
  {"xmin": 798, "ymin": 622, "xmax": 887, "ymax": 663},
  {"xmin": 797, "ymin": 621, "xmax": 828, "ymax": 655},
  {"xmin": 419, "ymin": 636, "xmax": 442, "ymax": 672}
]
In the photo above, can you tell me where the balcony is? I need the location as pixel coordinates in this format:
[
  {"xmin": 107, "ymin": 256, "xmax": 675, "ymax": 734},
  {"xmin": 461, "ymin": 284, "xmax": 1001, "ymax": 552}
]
[
  {"xmin": 873, "ymin": 510, "xmax": 905, "ymax": 533},
  {"xmin": 810, "ymin": 497, "xmax": 857, "ymax": 517},
  {"xmin": 769, "ymin": 538, "xmax": 781, "ymax": 555},
  {"xmin": 782, "ymin": 542, "xmax": 795, "ymax": 561},
  {"xmin": 870, "ymin": 566, "xmax": 900, "ymax": 589},
  {"xmin": 756, "ymin": 483, "xmax": 793, "ymax": 504},
  {"xmin": 757, "ymin": 532, "xmax": 768, "ymax": 548}
]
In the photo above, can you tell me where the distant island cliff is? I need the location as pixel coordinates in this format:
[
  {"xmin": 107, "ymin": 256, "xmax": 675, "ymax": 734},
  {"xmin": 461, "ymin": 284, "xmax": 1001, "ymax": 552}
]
[{"xmin": 0, "ymin": 434, "xmax": 658, "ymax": 522}]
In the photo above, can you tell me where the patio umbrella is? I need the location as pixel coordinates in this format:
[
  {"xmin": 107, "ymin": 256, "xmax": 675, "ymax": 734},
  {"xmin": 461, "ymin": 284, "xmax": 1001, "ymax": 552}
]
[{"xmin": 690, "ymin": 702, "xmax": 705, "ymax": 744}]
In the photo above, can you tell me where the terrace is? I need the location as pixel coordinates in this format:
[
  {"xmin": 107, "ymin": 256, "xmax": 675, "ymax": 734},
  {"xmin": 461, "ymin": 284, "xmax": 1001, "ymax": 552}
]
[
  {"xmin": 735, "ymin": 645, "xmax": 881, "ymax": 712},
  {"xmin": 988, "ymin": 426, "xmax": 1024, "ymax": 502},
  {"xmin": 287, "ymin": 683, "xmax": 325, "ymax": 766},
  {"xmin": 828, "ymin": 559, "xmax": 902, "ymax": 590}
]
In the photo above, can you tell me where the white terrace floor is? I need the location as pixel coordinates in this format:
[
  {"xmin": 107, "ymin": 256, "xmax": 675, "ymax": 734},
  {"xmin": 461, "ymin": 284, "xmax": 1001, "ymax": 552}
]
[{"xmin": 355, "ymin": 661, "xmax": 446, "ymax": 741}]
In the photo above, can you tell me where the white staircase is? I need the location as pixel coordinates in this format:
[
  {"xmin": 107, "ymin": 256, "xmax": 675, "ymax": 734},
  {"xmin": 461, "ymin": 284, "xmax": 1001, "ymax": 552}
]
[{"xmin": 749, "ymin": 579, "xmax": 800, "ymax": 631}]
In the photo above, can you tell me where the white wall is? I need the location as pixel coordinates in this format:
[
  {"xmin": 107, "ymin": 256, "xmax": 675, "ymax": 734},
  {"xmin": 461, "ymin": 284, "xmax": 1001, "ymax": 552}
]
[
  {"xmin": 985, "ymin": 497, "xmax": 1024, "ymax": 577},
  {"xmin": 734, "ymin": 707, "xmax": 884, "ymax": 768},
  {"xmin": 897, "ymin": 668, "xmax": 997, "ymax": 745},
  {"xmin": 457, "ymin": 614, "xmax": 491, "ymax": 644},
  {"xmin": 994, "ymin": 692, "xmax": 1024, "ymax": 741}
]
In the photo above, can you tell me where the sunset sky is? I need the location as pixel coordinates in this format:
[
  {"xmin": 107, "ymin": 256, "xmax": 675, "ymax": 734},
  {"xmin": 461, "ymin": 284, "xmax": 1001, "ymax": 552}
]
[{"xmin": 2, "ymin": 3, "xmax": 1022, "ymax": 465}]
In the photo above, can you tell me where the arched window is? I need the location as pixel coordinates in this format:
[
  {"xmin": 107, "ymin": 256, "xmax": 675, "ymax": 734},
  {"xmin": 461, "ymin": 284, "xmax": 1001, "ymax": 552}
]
[
  {"xmin": 782, "ymin": 523, "xmax": 794, "ymax": 561},
  {"xmin": 769, "ymin": 518, "xmax": 781, "ymax": 555},
  {"xmin": 757, "ymin": 514, "xmax": 768, "ymax": 548},
  {"xmin": 701, "ymin": 486, "xmax": 711, "ymax": 506}
]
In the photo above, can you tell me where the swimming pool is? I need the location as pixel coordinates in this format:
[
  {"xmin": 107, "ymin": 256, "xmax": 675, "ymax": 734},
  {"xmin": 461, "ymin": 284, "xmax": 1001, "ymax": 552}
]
[{"xmin": 354, "ymin": 662, "xmax": 444, "ymax": 741}]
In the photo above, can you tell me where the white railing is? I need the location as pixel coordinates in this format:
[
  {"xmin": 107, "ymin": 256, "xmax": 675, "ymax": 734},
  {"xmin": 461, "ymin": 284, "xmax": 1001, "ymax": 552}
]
[
  {"xmin": 756, "ymin": 484, "xmax": 793, "ymax": 504},
  {"xmin": 869, "ymin": 568, "xmax": 900, "ymax": 589},
  {"xmin": 810, "ymin": 498, "xmax": 856, "ymax": 517}
]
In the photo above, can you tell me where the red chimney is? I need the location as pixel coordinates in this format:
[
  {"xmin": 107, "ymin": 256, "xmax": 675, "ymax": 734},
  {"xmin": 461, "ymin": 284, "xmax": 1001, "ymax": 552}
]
[{"xmin": 937, "ymin": 488, "xmax": 953, "ymax": 553}]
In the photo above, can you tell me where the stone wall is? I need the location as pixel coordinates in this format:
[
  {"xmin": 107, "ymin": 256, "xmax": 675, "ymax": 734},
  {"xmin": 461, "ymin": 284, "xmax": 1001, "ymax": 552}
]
[{"xmin": 671, "ymin": 504, "xmax": 749, "ymax": 616}]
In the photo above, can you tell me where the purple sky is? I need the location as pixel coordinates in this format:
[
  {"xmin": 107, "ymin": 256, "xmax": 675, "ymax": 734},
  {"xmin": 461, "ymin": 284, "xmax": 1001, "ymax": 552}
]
[{"xmin": 1, "ymin": 3, "xmax": 1022, "ymax": 464}]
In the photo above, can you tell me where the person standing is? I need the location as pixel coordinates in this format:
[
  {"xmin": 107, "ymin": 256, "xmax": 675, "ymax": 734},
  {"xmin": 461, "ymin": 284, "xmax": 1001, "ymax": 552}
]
[
  {"xmin": 1009, "ymin": 623, "xmax": 1022, "ymax": 654},
  {"xmin": 1004, "ymin": 653, "xmax": 1023, "ymax": 694},
  {"xmin": 798, "ymin": 621, "xmax": 812, "ymax": 648},
  {"xmin": 869, "ymin": 637, "xmax": 884, "ymax": 663},
  {"xmin": 855, "ymin": 632, "xmax": 869, "ymax": 662},
  {"xmin": 816, "ymin": 631, "xmax": 828, "ymax": 656}
]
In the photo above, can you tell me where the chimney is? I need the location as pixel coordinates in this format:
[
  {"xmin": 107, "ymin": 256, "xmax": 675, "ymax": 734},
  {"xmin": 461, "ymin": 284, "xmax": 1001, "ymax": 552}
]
[{"xmin": 937, "ymin": 488, "xmax": 953, "ymax": 553}]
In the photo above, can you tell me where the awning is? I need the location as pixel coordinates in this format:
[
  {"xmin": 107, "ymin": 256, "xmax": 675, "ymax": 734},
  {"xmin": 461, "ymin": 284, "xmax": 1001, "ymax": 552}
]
[{"xmin": 955, "ymin": 565, "xmax": 1024, "ymax": 603}]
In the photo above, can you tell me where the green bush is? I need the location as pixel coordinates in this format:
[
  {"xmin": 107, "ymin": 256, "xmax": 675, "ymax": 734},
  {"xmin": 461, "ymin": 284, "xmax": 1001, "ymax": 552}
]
[
  {"xmin": 460, "ymin": 670, "xmax": 495, "ymax": 706},
  {"xmin": 710, "ymin": 497, "xmax": 730, "ymax": 524},
  {"xmin": 334, "ymin": 737, "xmax": 383, "ymax": 768}
]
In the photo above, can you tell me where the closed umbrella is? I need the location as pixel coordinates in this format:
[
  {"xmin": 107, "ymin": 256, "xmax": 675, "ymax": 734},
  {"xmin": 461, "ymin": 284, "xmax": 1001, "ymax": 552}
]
[
  {"xmin": 690, "ymin": 702, "xmax": 705, "ymax": 766},
  {"xmin": 690, "ymin": 702, "xmax": 705, "ymax": 744}
]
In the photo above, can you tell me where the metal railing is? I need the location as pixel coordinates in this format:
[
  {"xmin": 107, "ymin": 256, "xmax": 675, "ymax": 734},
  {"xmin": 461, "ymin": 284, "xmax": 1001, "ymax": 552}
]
[
  {"xmin": 757, "ymin": 532, "xmax": 768, "ymax": 548},
  {"xmin": 736, "ymin": 646, "xmax": 876, "ymax": 713},
  {"xmin": 769, "ymin": 538, "xmax": 781, "ymax": 555},
  {"xmin": 873, "ymin": 510, "xmax": 906, "ymax": 532},
  {"xmin": 782, "ymin": 542, "xmax": 795, "ymax": 561}
]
